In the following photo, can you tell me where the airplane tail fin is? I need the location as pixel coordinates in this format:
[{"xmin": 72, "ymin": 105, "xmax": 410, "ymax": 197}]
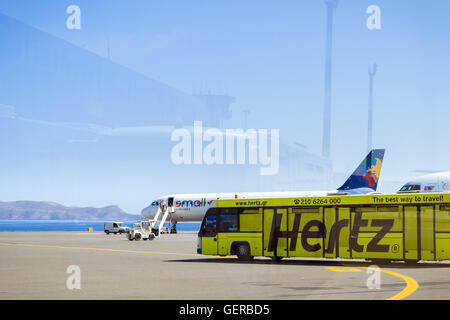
[{"xmin": 337, "ymin": 149, "xmax": 385, "ymax": 192}]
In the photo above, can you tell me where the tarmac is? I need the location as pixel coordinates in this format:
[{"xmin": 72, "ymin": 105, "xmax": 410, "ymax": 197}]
[{"xmin": 1, "ymin": 231, "xmax": 450, "ymax": 300}]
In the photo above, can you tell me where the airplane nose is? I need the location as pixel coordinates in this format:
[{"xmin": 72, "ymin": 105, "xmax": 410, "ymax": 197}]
[{"xmin": 141, "ymin": 206, "xmax": 154, "ymax": 219}]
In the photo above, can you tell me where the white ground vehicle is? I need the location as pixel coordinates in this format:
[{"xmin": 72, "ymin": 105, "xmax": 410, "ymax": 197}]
[
  {"xmin": 104, "ymin": 222, "xmax": 130, "ymax": 235},
  {"xmin": 127, "ymin": 221, "xmax": 156, "ymax": 241}
]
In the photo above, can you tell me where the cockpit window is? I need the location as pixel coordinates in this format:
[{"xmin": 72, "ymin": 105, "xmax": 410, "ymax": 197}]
[{"xmin": 399, "ymin": 184, "xmax": 421, "ymax": 191}]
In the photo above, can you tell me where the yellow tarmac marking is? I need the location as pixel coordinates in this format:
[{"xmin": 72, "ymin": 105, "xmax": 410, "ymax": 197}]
[
  {"xmin": 364, "ymin": 267, "xmax": 418, "ymax": 300},
  {"xmin": 325, "ymin": 266, "xmax": 419, "ymax": 300},
  {"xmin": 325, "ymin": 267, "xmax": 362, "ymax": 272},
  {"xmin": 0, "ymin": 242, "xmax": 202, "ymax": 257}
]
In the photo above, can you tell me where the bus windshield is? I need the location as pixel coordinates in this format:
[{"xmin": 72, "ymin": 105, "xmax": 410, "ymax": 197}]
[{"xmin": 201, "ymin": 215, "xmax": 217, "ymax": 235}]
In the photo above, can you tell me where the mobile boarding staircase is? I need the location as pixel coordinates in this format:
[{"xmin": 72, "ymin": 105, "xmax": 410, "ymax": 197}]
[{"xmin": 147, "ymin": 205, "xmax": 174, "ymax": 238}]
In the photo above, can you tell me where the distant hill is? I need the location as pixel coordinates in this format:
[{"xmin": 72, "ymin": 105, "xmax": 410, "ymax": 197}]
[{"xmin": 0, "ymin": 201, "xmax": 141, "ymax": 220}]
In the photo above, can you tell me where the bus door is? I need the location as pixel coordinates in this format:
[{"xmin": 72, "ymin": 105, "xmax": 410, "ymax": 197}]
[
  {"xmin": 324, "ymin": 207, "xmax": 336, "ymax": 258},
  {"xmin": 324, "ymin": 207, "xmax": 350, "ymax": 259},
  {"xmin": 337, "ymin": 207, "xmax": 351, "ymax": 259},
  {"xmin": 289, "ymin": 207, "xmax": 323, "ymax": 258},
  {"xmin": 420, "ymin": 206, "xmax": 435, "ymax": 261},
  {"xmin": 404, "ymin": 205, "xmax": 436, "ymax": 261},
  {"xmin": 436, "ymin": 205, "xmax": 450, "ymax": 260},
  {"xmin": 217, "ymin": 208, "xmax": 239, "ymax": 255},
  {"xmin": 263, "ymin": 208, "xmax": 288, "ymax": 257},
  {"xmin": 404, "ymin": 206, "xmax": 419, "ymax": 261},
  {"xmin": 200, "ymin": 213, "xmax": 218, "ymax": 255}
]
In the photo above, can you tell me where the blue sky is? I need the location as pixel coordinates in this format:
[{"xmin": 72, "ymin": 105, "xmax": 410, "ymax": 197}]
[{"xmin": 1, "ymin": 1, "xmax": 450, "ymax": 212}]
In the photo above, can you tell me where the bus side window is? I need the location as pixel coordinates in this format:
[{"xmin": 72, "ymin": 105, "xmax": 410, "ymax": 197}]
[{"xmin": 218, "ymin": 214, "xmax": 238, "ymax": 232}]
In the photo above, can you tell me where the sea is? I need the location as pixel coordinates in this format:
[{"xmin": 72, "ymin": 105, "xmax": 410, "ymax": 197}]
[{"xmin": 0, "ymin": 220, "xmax": 201, "ymax": 232}]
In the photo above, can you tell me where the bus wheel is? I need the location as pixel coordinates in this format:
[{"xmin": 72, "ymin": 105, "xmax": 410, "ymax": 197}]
[
  {"xmin": 236, "ymin": 243, "xmax": 253, "ymax": 261},
  {"xmin": 134, "ymin": 234, "xmax": 141, "ymax": 241}
]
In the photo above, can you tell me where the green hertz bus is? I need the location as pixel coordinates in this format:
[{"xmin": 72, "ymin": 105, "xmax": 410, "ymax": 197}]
[{"xmin": 197, "ymin": 192, "xmax": 450, "ymax": 262}]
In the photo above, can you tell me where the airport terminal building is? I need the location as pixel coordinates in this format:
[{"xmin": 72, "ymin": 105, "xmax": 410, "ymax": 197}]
[{"xmin": 0, "ymin": 12, "xmax": 333, "ymax": 206}]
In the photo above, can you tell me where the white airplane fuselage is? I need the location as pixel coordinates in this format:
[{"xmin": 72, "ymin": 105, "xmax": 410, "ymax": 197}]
[
  {"xmin": 399, "ymin": 171, "xmax": 450, "ymax": 193},
  {"xmin": 141, "ymin": 149, "xmax": 385, "ymax": 224},
  {"xmin": 141, "ymin": 189, "xmax": 373, "ymax": 223}
]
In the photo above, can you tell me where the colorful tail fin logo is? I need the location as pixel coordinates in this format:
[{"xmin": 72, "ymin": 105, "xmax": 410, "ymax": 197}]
[{"xmin": 337, "ymin": 149, "xmax": 385, "ymax": 191}]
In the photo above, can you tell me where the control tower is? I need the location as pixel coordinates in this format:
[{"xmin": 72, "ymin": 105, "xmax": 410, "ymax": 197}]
[
  {"xmin": 193, "ymin": 92, "xmax": 235, "ymax": 128},
  {"xmin": 322, "ymin": 0, "xmax": 339, "ymax": 158}
]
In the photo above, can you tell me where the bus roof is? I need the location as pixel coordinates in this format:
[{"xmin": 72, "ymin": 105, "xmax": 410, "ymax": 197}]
[{"xmin": 216, "ymin": 192, "xmax": 450, "ymax": 208}]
